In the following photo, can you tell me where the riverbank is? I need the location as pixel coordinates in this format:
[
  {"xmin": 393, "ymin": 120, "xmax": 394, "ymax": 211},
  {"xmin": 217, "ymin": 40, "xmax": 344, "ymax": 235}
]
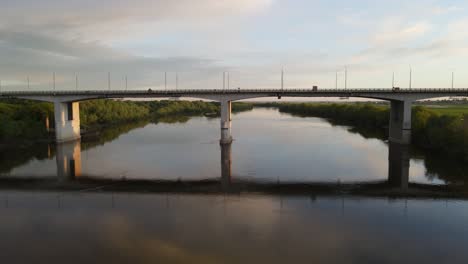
[{"xmin": 0, "ymin": 176, "xmax": 467, "ymax": 199}]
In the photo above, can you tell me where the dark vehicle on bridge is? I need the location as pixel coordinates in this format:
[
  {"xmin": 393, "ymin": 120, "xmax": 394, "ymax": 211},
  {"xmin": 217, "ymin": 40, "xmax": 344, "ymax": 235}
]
[
  {"xmin": 392, "ymin": 87, "xmax": 400, "ymax": 92},
  {"xmin": 312, "ymin": 86, "xmax": 318, "ymax": 92}
]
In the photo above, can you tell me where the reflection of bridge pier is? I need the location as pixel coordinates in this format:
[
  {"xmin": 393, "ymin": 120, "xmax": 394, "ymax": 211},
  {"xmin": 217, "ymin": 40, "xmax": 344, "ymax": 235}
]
[
  {"xmin": 388, "ymin": 142, "xmax": 410, "ymax": 189},
  {"xmin": 56, "ymin": 140, "xmax": 82, "ymax": 179},
  {"xmin": 220, "ymin": 142, "xmax": 232, "ymax": 191}
]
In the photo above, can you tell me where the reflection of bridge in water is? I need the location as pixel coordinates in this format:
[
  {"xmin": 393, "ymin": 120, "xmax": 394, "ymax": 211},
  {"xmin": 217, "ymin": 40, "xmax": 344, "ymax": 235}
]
[
  {"xmin": 56, "ymin": 140, "xmax": 82, "ymax": 179},
  {"xmin": 51, "ymin": 139, "xmax": 429, "ymax": 196},
  {"xmin": 0, "ymin": 138, "xmax": 464, "ymax": 197}
]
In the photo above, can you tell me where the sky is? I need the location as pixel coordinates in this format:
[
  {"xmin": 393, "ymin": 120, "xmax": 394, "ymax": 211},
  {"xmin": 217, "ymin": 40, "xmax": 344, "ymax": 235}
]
[{"xmin": 1, "ymin": 0, "xmax": 468, "ymax": 91}]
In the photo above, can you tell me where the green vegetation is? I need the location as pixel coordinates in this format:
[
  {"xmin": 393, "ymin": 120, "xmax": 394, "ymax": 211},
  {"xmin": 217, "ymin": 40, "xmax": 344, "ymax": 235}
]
[
  {"xmin": 276, "ymin": 103, "xmax": 389, "ymax": 127},
  {"xmin": 424, "ymin": 105, "xmax": 468, "ymax": 116},
  {"xmin": 0, "ymin": 99, "xmax": 254, "ymax": 141},
  {"xmin": 0, "ymin": 99, "xmax": 53, "ymax": 140},
  {"xmin": 147, "ymin": 100, "xmax": 218, "ymax": 117},
  {"xmin": 146, "ymin": 100, "xmax": 253, "ymax": 117},
  {"xmin": 80, "ymin": 100, "xmax": 150, "ymax": 128},
  {"xmin": 262, "ymin": 102, "xmax": 467, "ymax": 162}
]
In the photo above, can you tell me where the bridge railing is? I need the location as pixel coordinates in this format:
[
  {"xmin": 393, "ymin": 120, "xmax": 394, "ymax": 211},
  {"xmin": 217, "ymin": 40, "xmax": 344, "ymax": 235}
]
[{"xmin": 1, "ymin": 88, "xmax": 467, "ymax": 96}]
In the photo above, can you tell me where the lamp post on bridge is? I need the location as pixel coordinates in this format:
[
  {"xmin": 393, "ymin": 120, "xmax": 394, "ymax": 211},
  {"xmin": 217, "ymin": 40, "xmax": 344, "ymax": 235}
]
[
  {"xmin": 344, "ymin": 66, "xmax": 348, "ymax": 90},
  {"xmin": 223, "ymin": 71, "xmax": 226, "ymax": 91},
  {"xmin": 53, "ymin": 72, "xmax": 56, "ymax": 92},
  {"xmin": 409, "ymin": 65, "xmax": 413, "ymax": 90},
  {"xmin": 451, "ymin": 71, "xmax": 454, "ymax": 89},
  {"xmin": 108, "ymin": 72, "xmax": 111, "ymax": 91},
  {"xmin": 281, "ymin": 68, "xmax": 284, "ymax": 92},
  {"xmin": 335, "ymin": 70, "xmax": 338, "ymax": 90}
]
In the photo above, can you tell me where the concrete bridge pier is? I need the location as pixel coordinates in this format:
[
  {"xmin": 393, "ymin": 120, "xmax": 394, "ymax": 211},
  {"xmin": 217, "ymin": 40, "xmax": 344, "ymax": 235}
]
[
  {"xmin": 388, "ymin": 142, "xmax": 410, "ymax": 189},
  {"xmin": 56, "ymin": 139, "xmax": 82, "ymax": 179},
  {"xmin": 220, "ymin": 100, "xmax": 233, "ymax": 144},
  {"xmin": 54, "ymin": 101, "xmax": 81, "ymax": 143},
  {"xmin": 389, "ymin": 100, "xmax": 412, "ymax": 144}
]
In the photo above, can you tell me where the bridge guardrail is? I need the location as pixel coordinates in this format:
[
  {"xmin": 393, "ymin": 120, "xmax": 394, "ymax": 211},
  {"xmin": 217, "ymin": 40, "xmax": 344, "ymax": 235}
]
[{"xmin": 1, "ymin": 88, "xmax": 468, "ymax": 96}]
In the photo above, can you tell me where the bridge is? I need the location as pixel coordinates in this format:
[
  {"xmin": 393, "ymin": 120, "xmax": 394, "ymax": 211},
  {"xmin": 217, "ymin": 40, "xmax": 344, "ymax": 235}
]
[{"xmin": 1, "ymin": 88, "xmax": 468, "ymax": 144}]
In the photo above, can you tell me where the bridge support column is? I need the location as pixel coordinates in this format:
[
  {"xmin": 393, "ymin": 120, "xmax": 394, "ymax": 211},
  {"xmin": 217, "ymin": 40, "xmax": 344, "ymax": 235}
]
[
  {"xmin": 388, "ymin": 142, "xmax": 409, "ymax": 190},
  {"xmin": 220, "ymin": 100, "xmax": 232, "ymax": 144},
  {"xmin": 56, "ymin": 139, "xmax": 82, "ymax": 179},
  {"xmin": 54, "ymin": 101, "xmax": 81, "ymax": 143},
  {"xmin": 389, "ymin": 100, "xmax": 412, "ymax": 144}
]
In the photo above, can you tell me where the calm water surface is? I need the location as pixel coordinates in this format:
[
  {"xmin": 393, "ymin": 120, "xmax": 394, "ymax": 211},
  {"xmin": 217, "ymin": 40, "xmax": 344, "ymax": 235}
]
[
  {"xmin": 1, "ymin": 192, "xmax": 468, "ymax": 263},
  {"xmin": 1, "ymin": 108, "xmax": 468, "ymax": 263},
  {"xmin": 0, "ymin": 108, "xmax": 458, "ymax": 184}
]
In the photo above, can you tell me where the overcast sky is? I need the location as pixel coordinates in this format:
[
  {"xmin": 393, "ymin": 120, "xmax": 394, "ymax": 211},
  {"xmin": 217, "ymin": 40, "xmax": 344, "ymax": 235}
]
[{"xmin": 1, "ymin": 0, "xmax": 468, "ymax": 91}]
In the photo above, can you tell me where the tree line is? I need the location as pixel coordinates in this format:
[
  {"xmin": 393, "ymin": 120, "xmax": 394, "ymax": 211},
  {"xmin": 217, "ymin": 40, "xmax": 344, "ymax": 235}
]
[{"xmin": 0, "ymin": 99, "xmax": 253, "ymax": 141}]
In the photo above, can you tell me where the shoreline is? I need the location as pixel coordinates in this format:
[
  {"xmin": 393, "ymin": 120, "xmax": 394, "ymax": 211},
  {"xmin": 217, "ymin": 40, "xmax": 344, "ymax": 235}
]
[{"xmin": 0, "ymin": 177, "xmax": 467, "ymax": 199}]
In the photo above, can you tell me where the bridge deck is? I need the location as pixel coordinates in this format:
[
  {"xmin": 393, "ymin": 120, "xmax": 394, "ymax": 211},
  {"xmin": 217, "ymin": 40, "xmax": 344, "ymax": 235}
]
[{"xmin": 1, "ymin": 88, "xmax": 468, "ymax": 97}]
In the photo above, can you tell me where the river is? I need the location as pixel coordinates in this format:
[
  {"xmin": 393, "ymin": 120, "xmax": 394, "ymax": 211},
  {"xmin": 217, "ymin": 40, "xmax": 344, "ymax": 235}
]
[
  {"xmin": 0, "ymin": 107, "xmax": 467, "ymax": 263},
  {"xmin": 1, "ymin": 108, "xmax": 464, "ymax": 184}
]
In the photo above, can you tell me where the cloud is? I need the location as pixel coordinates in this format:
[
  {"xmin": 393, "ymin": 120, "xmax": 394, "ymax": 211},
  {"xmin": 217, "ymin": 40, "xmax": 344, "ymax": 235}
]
[
  {"xmin": 0, "ymin": 0, "xmax": 273, "ymax": 40},
  {"xmin": 431, "ymin": 5, "xmax": 463, "ymax": 15},
  {"xmin": 0, "ymin": 27, "xmax": 225, "ymax": 89},
  {"xmin": 1, "ymin": 0, "xmax": 468, "ymax": 90},
  {"xmin": 0, "ymin": 0, "xmax": 275, "ymax": 89},
  {"xmin": 371, "ymin": 21, "xmax": 431, "ymax": 46}
]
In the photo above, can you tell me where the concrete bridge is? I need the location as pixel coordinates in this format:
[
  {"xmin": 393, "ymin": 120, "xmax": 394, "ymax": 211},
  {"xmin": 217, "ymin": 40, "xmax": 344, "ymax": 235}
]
[{"xmin": 1, "ymin": 88, "xmax": 467, "ymax": 144}]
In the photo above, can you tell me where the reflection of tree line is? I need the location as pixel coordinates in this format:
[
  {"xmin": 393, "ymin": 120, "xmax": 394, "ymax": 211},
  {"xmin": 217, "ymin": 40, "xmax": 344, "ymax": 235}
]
[
  {"xmin": 328, "ymin": 118, "xmax": 468, "ymax": 184},
  {"xmin": 80, "ymin": 120, "xmax": 150, "ymax": 150},
  {"xmin": 0, "ymin": 115, "xmax": 205, "ymax": 174},
  {"xmin": 81, "ymin": 115, "xmax": 193, "ymax": 150},
  {"xmin": 0, "ymin": 142, "xmax": 54, "ymax": 174}
]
